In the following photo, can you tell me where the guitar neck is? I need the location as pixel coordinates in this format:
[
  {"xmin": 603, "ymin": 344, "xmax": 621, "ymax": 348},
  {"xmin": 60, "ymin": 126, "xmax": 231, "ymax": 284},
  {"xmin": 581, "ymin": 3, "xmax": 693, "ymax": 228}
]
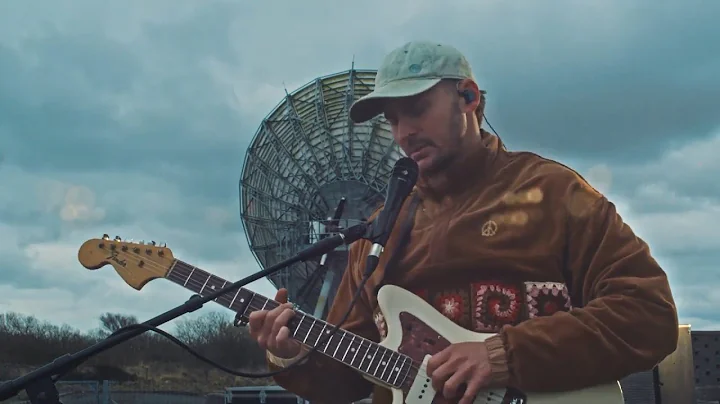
[{"xmin": 164, "ymin": 259, "xmax": 411, "ymax": 387}]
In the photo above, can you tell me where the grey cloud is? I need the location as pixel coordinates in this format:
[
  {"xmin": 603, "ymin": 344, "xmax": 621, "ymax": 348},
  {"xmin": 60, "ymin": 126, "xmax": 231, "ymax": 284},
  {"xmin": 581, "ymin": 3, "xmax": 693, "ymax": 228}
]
[
  {"xmin": 1, "ymin": 0, "xmax": 719, "ymax": 329},
  {"xmin": 389, "ymin": 2, "xmax": 720, "ymax": 164}
]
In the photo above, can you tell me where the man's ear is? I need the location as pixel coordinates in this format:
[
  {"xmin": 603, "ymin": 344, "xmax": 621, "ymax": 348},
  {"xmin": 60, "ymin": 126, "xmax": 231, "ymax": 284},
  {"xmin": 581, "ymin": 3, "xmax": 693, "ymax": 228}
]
[{"xmin": 456, "ymin": 79, "xmax": 482, "ymax": 113}]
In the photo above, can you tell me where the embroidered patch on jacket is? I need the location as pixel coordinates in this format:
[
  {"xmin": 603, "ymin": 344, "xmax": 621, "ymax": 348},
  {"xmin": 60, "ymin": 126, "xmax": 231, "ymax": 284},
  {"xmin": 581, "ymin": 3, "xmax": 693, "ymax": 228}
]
[
  {"xmin": 525, "ymin": 281, "xmax": 572, "ymax": 318},
  {"xmin": 472, "ymin": 282, "xmax": 523, "ymax": 332}
]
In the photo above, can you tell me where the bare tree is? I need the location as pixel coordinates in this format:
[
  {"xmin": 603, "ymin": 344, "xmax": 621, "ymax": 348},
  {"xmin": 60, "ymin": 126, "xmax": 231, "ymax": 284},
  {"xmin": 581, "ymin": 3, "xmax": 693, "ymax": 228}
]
[{"xmin": 98, "ymin": 313, "xmax": 139, "ymax": 337}]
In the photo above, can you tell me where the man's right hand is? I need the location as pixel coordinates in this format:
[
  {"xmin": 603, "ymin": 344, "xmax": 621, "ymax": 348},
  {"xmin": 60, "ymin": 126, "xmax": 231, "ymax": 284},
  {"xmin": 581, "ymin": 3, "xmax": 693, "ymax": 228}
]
[{"xmin": 248, "ymin": 288, "xmax": 302, "ymax": 359}]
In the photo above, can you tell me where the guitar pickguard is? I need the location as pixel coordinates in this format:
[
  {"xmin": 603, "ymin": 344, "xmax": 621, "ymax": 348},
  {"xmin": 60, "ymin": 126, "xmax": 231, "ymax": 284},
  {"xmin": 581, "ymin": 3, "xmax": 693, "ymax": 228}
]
[{"xmin": 395, "ymin": 311, "xmax": 526, "ymax": 404}]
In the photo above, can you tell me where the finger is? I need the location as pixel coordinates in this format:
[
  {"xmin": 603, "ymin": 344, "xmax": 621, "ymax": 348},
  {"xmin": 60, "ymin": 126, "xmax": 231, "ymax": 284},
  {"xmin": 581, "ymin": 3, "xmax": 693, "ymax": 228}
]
[
  {"xmin": 429, "ymin": 360, "xmax": 455, "ymax": 394},
  {"xmin": 262, "ymin": 303, "xmax": 293, "ymax": 336},
  {"xmin": 427, "ymin": 347, "xmax": 451, "ymax": 376},
  {"xmin": 442, "ymin": 366, "xmax": 472, "ymax": 399},
  {"xmin": 275, "ymin": 288, "xmax": 289, "ymax": 303},
  {"xmin": 459, "ymin": 378, "xmax": 485, "ymax": 404},
  {"xmin": 268, "ymin": 308, "xmax": 296, "ymax": 351},
  {"xmin": 276, "ymin": 325, "xmax": 291, "ymax": 344},
  {"xmin": 247, "ymin": 310, "xmax": 266, "ymax": 337}
]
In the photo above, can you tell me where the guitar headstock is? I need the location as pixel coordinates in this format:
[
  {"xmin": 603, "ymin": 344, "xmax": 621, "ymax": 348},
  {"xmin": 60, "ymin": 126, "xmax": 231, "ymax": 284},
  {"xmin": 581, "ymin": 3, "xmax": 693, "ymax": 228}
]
[{"xmin": 78, "ymin": 234, "xmax": 175, "ymax": 290}]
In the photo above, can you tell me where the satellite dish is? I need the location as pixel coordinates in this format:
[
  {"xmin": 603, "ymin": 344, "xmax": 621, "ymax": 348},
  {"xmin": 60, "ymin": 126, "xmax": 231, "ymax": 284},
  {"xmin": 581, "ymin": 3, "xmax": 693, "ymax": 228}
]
[{"xmin": 239, "ymin": 67, "xmax": 403, "ymax": 318}]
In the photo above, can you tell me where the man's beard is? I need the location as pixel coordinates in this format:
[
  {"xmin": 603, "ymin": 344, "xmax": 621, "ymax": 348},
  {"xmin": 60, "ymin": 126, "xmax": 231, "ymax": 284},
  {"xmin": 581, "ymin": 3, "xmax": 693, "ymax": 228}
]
[{"xmin": 421, "ymin": 107, "xmax": 464, "ymax": 177}]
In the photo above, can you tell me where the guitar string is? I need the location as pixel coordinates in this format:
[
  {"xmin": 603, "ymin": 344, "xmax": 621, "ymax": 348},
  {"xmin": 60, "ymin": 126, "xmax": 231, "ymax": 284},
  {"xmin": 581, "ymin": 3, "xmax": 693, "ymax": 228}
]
[
  {"xmin": 97, "ymin": 247, "xmax": 509, "ymax": 401},
  {"xmin": 101, "ymin": 248, "xmax": 423, "ymax": 378},
  {"xmin": 167, "ymin": 264, "xmax": 420, "ymax": 383},
  {"xmin": 100, "ymin": 251, "xmax": 503, "ymax": 403}
]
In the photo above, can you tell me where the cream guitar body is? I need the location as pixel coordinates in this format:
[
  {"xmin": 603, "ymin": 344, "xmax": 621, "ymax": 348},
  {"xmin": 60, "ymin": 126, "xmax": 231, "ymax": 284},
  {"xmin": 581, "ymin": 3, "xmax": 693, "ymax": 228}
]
[{"xmin": 370, "ymin": 284, "xmax": 625, "ymax": 404}]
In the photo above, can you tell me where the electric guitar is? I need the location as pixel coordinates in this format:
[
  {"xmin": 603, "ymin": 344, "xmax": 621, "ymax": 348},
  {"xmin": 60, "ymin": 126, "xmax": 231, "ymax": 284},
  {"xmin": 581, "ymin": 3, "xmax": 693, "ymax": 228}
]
[{"xmin": 77, "ymin": 235, "xmax": 625, "ymax": 404}]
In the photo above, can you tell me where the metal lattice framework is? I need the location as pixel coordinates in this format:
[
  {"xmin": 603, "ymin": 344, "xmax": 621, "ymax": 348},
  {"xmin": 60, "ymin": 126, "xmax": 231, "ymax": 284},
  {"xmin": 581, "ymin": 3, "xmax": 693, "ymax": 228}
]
[{"xmin": 239, "ymin": 67, "xmax": 403, "ymax": 315}]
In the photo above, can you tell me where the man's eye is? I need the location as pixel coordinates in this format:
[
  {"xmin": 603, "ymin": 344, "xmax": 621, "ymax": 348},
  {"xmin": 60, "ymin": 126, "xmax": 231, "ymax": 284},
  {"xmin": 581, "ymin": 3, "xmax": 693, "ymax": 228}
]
[
  {"xmin": 407, "ymin": 102, "xmax": 426, "ymax": 117},
  {"xmin": 383, "ymin": 114, "xmax": 397, "ymax": 125}
]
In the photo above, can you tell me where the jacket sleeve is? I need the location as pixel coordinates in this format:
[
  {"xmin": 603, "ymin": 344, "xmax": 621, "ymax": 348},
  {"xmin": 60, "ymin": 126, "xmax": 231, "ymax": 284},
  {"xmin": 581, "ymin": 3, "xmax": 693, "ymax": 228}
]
[
  {"xmin": 491, "ymin": 180, "xmax": 679, "ymax": 392},
  {"xmin": 268, "ymin": 240, "xmax": 379, "ymax": 403}
]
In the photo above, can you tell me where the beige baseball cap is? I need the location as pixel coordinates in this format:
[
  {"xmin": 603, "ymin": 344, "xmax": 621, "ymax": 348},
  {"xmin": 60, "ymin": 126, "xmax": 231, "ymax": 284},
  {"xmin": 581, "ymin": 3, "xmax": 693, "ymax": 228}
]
[{"xmin": 349, "ymin": 41, "xmax": 476, "ymax": 123}]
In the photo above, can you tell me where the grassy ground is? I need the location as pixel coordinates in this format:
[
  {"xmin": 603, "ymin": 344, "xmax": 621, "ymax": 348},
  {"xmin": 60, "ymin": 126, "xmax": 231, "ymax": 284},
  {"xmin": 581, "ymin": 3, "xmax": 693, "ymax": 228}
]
[
  {"xmin": 1, "ymin": 362, "xmax": 276, "ymax": 397},
  {"xmin": 116, "ymin": 363, "xmax": 275, "ymax": 393}
]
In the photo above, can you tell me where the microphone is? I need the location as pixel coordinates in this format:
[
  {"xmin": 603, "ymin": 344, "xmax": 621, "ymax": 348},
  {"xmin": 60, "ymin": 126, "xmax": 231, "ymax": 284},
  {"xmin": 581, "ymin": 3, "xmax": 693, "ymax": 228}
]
[
  {"xmin": 364, "ymin": 157, "xmax": 419, "ymax": 276},
  {"xmin": 295, "ymin": 223, "xmax": 368, "ymax": 262}
]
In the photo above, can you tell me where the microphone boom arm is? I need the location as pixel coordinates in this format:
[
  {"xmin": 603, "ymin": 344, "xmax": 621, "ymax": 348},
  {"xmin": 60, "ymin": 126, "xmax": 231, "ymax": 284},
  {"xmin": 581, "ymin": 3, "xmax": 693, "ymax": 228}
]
[{"xmin": 0, "ymin": 223, "xmax": 369, "ymax": 404}]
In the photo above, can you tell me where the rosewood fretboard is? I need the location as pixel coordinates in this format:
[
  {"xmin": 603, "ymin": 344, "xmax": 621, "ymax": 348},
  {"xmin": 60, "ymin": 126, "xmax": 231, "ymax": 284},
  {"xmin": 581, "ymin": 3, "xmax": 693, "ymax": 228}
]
[{"xmin": 165, "ymin": 259, "xmax": 412, "ymax": 387}]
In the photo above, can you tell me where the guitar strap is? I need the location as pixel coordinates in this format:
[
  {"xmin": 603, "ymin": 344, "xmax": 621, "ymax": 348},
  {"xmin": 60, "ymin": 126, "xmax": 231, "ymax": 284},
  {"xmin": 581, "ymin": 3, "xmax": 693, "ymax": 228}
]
[{"xmin": 373, "ymin": 193, "xmax": 422, "ymax": 296}]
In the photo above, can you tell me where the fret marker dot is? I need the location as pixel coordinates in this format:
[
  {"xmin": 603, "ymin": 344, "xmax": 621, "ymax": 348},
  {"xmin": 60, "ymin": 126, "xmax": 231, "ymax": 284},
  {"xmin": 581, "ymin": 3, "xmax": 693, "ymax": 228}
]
[
  {"xmin": 381, "ymin": 361, "xmax": 386, "ymax": 365},
  {"xmin": 395, "ymin": 367, "xmax": 400, "ymax": 371},
  {"xmin": 240, "ymin": 299, "xmax": 245, "ymax": 303},
  {"xmin": 366, "ymin": 355, "xmax": 371, "ymax": 359},
  {"xmin": 211, "ymin": 285, "xmax": 215, "ymax": 290},
  {"xmin": 350, "ymin": 348, "xmax": 355, "ymax": 352}
]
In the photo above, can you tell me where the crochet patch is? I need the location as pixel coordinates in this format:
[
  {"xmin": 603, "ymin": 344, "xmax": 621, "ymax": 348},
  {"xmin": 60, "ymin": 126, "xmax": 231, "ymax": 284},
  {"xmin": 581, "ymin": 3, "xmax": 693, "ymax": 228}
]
[
  {"xmin": 525, "ymin": 281, "xmax": 572, "ymax": 318},
  {"xmin": 472, "ymin": 282, "xmax": 523, "ymax": 332},
  {"xmin": 373, "ymin": 309, "xmax": 387, "ymax": 340}
]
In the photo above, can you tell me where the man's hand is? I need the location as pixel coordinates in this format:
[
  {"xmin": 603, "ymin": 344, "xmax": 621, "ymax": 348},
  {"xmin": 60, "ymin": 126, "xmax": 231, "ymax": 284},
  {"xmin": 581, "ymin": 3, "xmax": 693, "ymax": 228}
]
[
  {"xmin": 426, "ymin": 341, "xmax": 492, "ymax": 404},
  {"xmin": 248, "ymin": 288, "xmax": 302, "ymax": 359}
]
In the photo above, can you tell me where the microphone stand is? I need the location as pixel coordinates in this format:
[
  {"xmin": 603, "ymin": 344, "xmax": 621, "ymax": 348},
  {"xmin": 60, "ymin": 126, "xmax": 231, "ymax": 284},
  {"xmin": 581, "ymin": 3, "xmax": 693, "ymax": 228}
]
[{"xmin": 0, "ymin": 223, "xmax": 370, "ymax": 404}]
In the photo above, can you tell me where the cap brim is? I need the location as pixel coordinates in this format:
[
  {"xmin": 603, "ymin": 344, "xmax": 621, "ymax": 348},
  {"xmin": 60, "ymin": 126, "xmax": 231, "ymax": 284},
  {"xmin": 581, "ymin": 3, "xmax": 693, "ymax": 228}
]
[{"xmin": 349, "ymin": 78, "xmax": 442, "ymax": 123}]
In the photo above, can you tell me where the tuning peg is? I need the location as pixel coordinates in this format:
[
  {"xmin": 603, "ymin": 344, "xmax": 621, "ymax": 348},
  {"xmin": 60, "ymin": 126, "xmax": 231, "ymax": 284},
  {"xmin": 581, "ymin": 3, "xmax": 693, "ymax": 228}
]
[
  {"xmin": 160, "ymin": 242, "xmax": 167, "ymax": 248},
  {"xmin": 150, "ymin": 241, "xmax": 156, "ymax": 246},
  {"xmin": 114, "ymin": 236, "xmax": 122, "ymax": 241},
  {"xmin": 102, "ymin": 234, "xmax": 110, "ymax": 240}
]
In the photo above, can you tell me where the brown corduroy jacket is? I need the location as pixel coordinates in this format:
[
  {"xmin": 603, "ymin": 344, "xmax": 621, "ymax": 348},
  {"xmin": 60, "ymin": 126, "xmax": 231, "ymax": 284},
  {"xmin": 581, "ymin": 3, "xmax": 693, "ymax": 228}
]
[{"xmin": 265, "ymin": 133, "xmax": 679, "ymax": 403}]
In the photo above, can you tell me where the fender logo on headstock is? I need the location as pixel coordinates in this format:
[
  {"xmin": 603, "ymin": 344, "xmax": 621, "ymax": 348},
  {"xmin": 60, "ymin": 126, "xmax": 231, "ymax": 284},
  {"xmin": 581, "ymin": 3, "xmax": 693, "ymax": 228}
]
[{"xmin": 107, "ymin": 249, "xmax": 127, "ymax": 267}]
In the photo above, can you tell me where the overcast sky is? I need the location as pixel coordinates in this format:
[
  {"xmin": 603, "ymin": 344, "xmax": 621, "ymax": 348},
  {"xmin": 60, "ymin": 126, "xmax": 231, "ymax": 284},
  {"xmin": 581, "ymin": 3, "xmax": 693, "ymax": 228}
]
[{"xmin": 1, "ymin": 0, "xmax": 718, "ymax": 334}]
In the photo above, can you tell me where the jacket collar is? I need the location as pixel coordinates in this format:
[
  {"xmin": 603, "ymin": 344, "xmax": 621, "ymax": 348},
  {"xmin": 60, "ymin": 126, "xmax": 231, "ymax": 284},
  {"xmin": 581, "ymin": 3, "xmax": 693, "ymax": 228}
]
[{"xmin": 414, "ymin": 129, "xmax": 506, "ymax": 202}]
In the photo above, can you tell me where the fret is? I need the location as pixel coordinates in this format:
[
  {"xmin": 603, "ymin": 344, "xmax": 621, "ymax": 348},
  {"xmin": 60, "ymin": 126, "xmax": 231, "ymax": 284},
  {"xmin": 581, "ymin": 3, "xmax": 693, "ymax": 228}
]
[
  {"xmin": 394, "ymin": 356, "xmax": 409, "ymax": 386},
  {"xmin": 322, "ymin": 327, "xmax": 334, "ymax": 353},
  {"xmin": 183, "ymin": 266, "xmax": 195, "ymax": 286},
  {"xmin": 161, "ymin": 258, "xmax": 413, "ymax": 387},
  {"xmin": 199, "ymin": 274, "xmax": 211, "ymax": 294},
  {"xmin": 389, "ymin": 356, "xmax": 401, "ymax": 385},
  {"xmin": 358, "ymin": 342, "xmax": 371, "ymax": 370},
  {"xmin": 373, "ymin": 349, "xmax": 385, "ymax": 376},
  {"xmin": 164, "ymin": 260, "xmax": 254, "ymax": 318},
  {"xmin": 341, "ymin": 335, "xmax": 355, "ymax": 362},
  {"xmin": 166, "ymin": 260, "xmax": 178, "ymax": 277},
  {"xmin": 332, "ymin": 331, "xmax": 345, "ymax": 357},
  {"xmin": 229, "ymin": 288, "xmax": 241, "ymax": 307},
  {"xmin": 214, "ymin": 281, "xmax": 227, "ymax": 301},
  {"xmin": 366, "ymin": 345, "xmax": 380, "ymax": 374},
  {"xmin": 381, "ymin": 352, "xmax": 397, "ymax": 381},
  {"xmin": 315, "ymin": 323, "xmax": 327, "ymax": 349},
  {"xmin": 349, "ymin": 337, "xmax": 362, "ymax": 366}
]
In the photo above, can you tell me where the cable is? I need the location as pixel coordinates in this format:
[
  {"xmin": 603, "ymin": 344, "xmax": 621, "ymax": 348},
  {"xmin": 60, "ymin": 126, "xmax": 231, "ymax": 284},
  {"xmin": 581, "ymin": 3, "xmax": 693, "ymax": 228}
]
[
  {"xmin": 483, "ymin": 115, "xmax": 499, "ymax": 137},
  {"xmin": 89, "ymin": 270, "xmax": 374, "ymax": 379}
]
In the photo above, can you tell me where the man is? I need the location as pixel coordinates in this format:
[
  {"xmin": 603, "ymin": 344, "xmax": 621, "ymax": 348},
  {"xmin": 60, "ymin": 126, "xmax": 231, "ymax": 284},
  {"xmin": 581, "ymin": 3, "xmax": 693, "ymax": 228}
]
[{"xmin": 248, "ymin": 41, "xmax": 679, "ymax": 404}]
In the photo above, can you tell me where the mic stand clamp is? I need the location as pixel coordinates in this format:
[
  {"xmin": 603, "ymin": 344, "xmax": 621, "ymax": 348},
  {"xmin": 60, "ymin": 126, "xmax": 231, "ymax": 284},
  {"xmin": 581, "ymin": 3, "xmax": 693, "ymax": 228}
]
[{"xmin": 0, "ymin": 223, "xmax": 369, "ymax": 404}]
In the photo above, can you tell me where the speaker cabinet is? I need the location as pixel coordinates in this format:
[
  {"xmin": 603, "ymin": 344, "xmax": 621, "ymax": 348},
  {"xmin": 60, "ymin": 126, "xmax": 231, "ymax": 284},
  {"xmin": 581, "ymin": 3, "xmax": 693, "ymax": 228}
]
[
  {"xmin": 618, "ymin": 325, "xmax": 696, "ymax": 404},
  {"xmin": 693, "ymin": 330, "xmax": 720, "ymax": 403}
]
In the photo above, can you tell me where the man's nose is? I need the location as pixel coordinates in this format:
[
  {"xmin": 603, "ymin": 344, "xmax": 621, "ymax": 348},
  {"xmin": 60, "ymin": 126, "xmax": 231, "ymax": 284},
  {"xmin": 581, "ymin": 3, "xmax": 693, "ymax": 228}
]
[{"xmin": 394, "ymin": 118, "xmax": 419, "ymax": 142}]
